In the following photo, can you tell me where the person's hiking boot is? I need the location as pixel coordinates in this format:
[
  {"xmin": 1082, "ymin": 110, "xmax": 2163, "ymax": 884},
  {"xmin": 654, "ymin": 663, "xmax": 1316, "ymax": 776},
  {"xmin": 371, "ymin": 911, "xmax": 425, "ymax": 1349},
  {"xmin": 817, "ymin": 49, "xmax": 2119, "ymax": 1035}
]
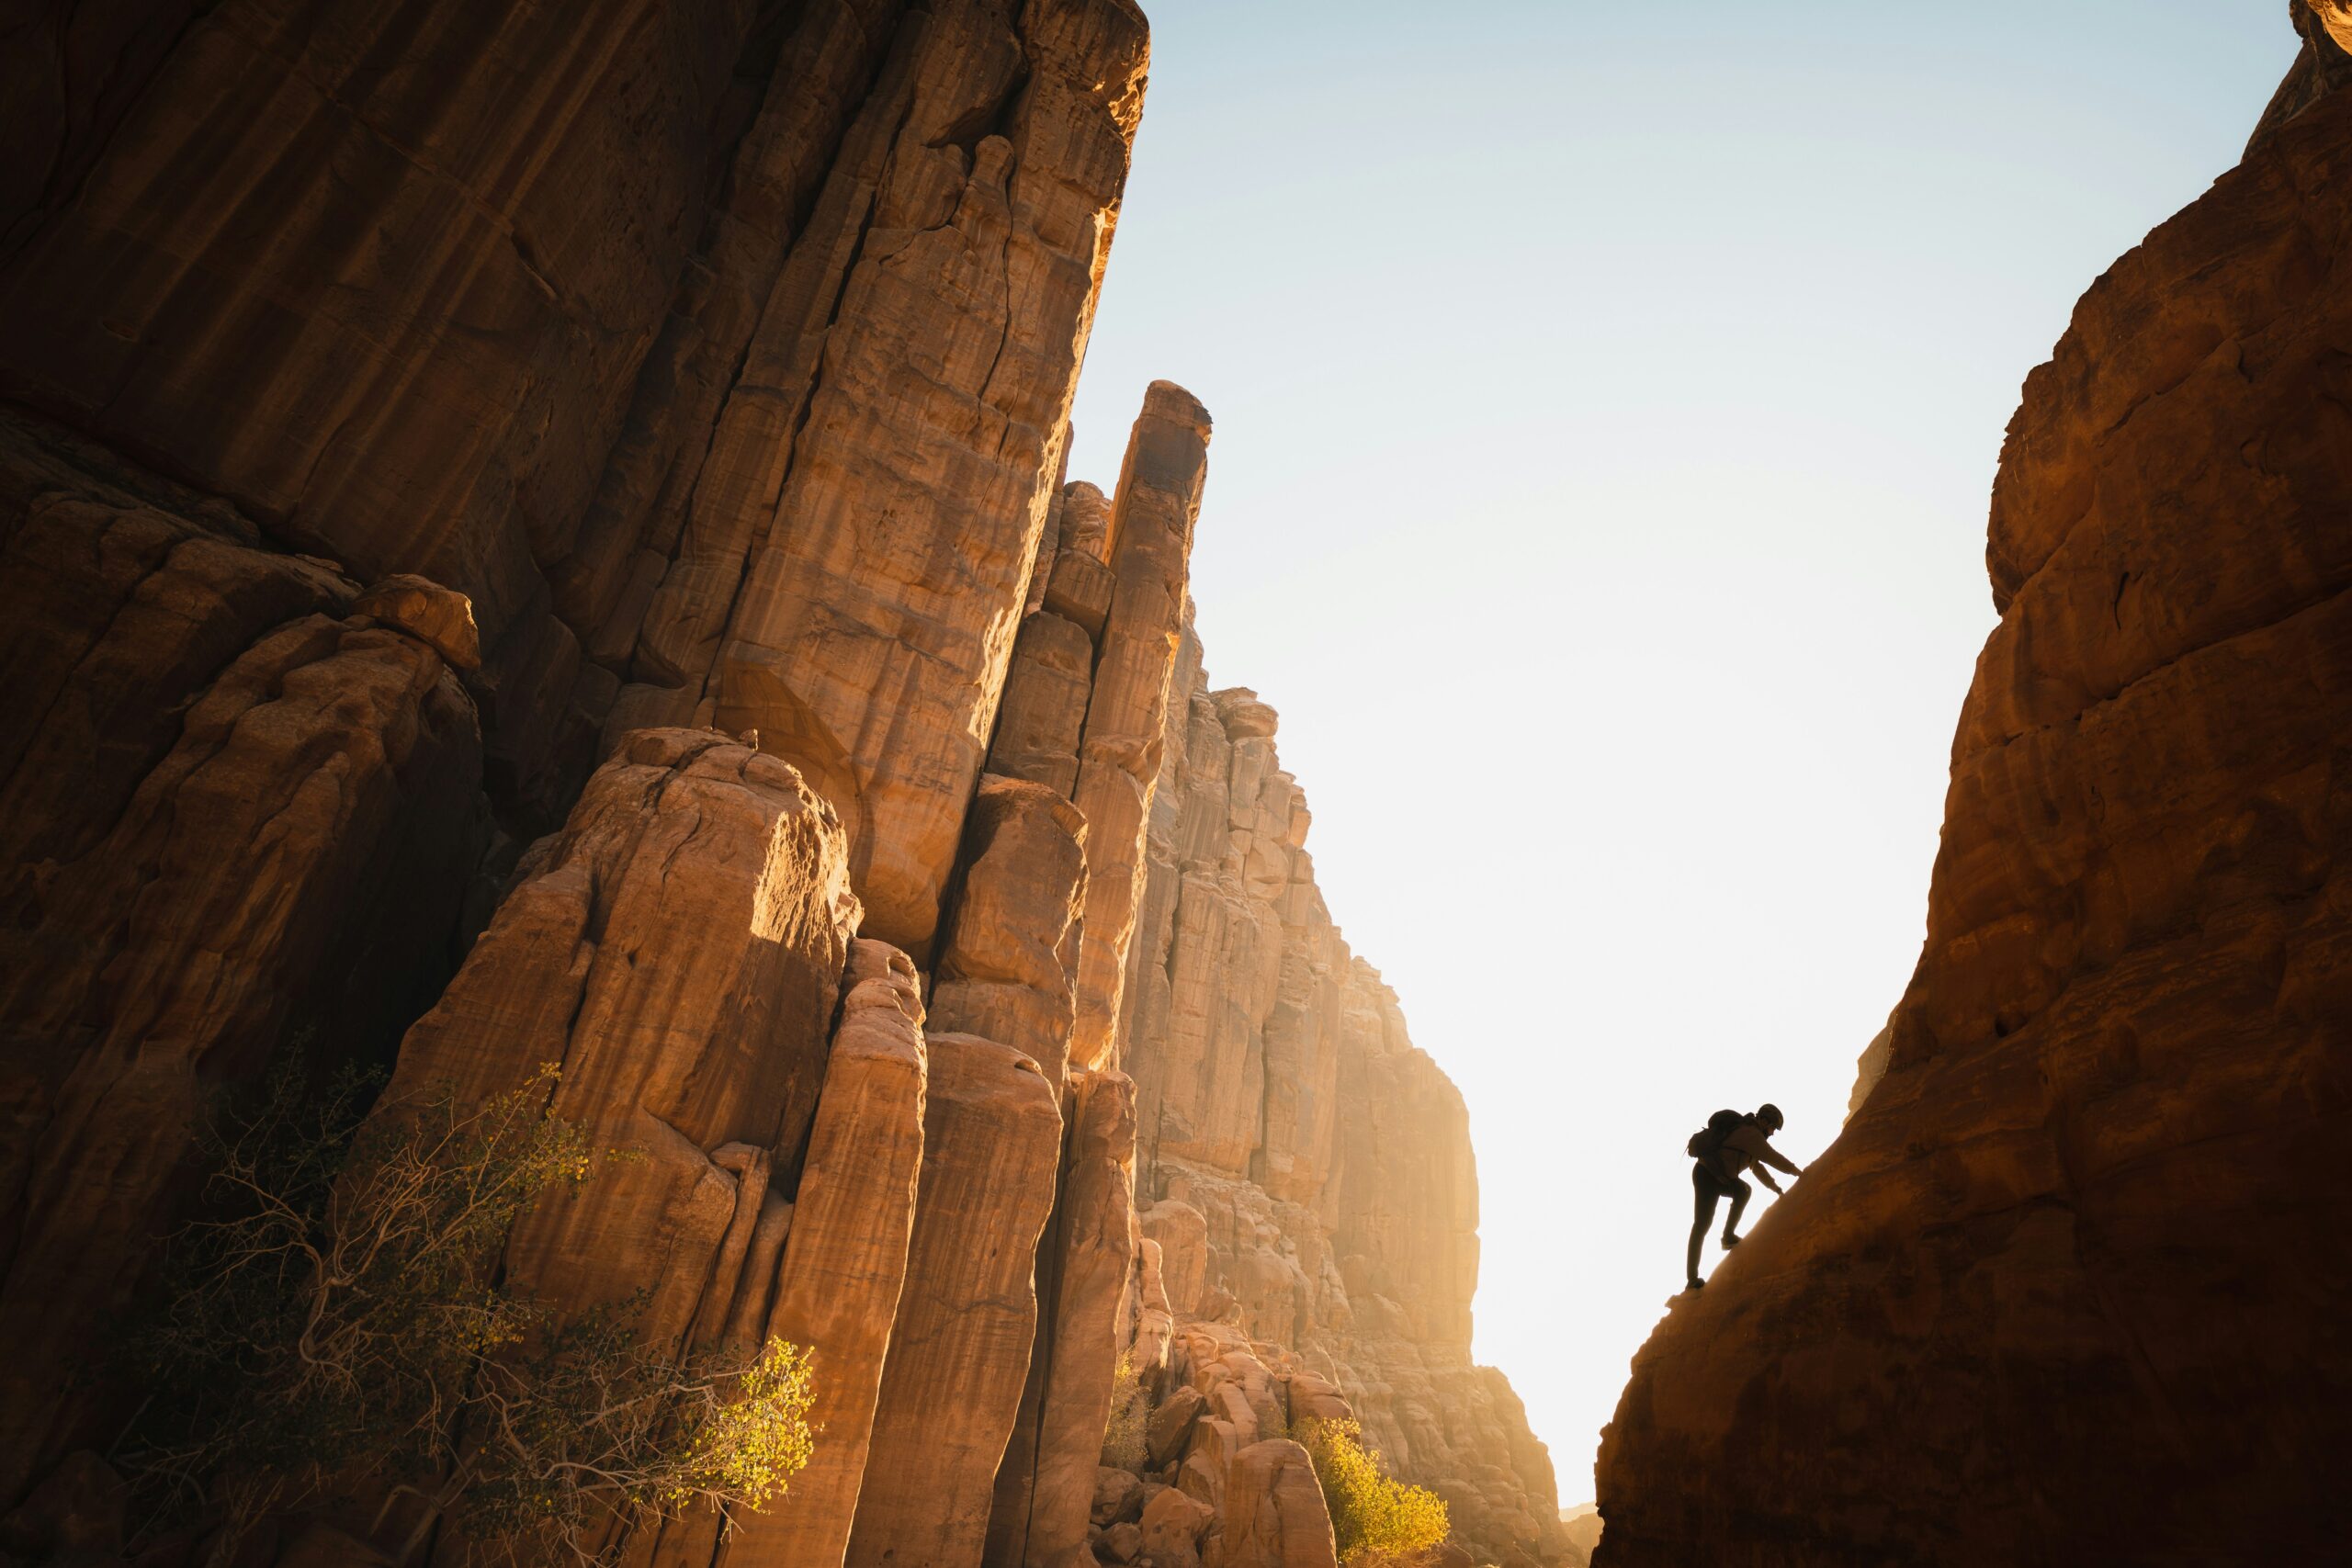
[
  {"xmin": 1683, "ymin": 1277, "xmax": 1705, "ymax": 1292},
  {"xmin": 1721, "ymin": 1231, "xmax": 1742, "ymax": 1248}
]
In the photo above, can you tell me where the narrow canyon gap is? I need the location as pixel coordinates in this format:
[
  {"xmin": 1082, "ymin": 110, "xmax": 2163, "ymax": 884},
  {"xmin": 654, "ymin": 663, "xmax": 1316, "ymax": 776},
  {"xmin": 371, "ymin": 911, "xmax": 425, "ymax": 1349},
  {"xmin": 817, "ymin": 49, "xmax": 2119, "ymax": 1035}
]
[{"xmin": 1597, "ymin": 9, "xmax": 2352, "ymax": 1564}]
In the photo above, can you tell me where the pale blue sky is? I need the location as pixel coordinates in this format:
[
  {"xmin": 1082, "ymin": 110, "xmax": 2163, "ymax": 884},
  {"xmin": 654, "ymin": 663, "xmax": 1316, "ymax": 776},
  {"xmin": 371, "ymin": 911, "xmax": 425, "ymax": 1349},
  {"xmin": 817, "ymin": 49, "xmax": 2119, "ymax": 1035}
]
[{"xmin": 1068, "ymin": 1, "xmax": 2301, "ymax": 1503}]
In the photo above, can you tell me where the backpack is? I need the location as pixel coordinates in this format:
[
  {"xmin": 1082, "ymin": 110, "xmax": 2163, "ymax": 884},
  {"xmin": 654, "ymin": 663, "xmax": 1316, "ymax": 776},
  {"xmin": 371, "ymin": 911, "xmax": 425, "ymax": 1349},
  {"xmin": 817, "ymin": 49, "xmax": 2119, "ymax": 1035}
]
[{"xmin": 1686, "ymin": 1108, "xmax": 1745, "ymax": 1162}]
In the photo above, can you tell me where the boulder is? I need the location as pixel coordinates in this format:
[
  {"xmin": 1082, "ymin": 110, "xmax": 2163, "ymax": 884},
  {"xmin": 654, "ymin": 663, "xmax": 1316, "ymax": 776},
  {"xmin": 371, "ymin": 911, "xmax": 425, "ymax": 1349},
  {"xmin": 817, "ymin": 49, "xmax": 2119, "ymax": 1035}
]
[
  {"xmin": 1146, "ymin": 1385, "xmax": 1207, "ymax": 1471},
  {"xmin": 1137, "ymin": 1483, "xmax": 1216, "ymax": 1568},
  {"xmin": 1091, "ymin": 1467, "xmax": 1145, "ymax": 1529},
  {"xmin": 1215, "ymin": 1440, "xmax": 1337, "ymax": 1568}
]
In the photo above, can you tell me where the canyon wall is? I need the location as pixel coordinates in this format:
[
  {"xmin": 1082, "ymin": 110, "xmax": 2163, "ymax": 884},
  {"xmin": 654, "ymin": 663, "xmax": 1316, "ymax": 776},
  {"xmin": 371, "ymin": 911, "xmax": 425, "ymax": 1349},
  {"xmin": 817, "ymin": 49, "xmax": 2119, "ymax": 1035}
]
[
  {"xmin": 0, "ymin": 5, "xmax": 1565, "ymax": 1566},
  {"xmin": 1596, "ymin": 28, "xmax": 2352, "ymax": 1568},
  {"xmin": 1112, "ymin": 652, "xmax": 1570, "ymax": 1567}
]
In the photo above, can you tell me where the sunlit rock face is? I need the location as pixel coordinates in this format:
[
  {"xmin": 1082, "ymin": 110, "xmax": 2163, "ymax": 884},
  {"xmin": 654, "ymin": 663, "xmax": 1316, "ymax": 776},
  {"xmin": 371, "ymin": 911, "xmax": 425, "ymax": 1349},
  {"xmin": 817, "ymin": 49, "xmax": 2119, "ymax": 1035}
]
[
  {"xmin": 0, "ymin": 0, "xmax": 1147, "ymax": 1506},
  {"xmin": 0, "ymin": 0, "xmax": 1148, "ymax": 939},
  {"xmin": 1108, "ymin": 648, "xmax": 1572, "ymax": 1567},
  {"xmin": 378, "ymin": 728, "xmax": 862, "ymax": 1351},
  {"xmin": 1596, "ymin": 77, "xmax": 2352, "ymax": 1568}
]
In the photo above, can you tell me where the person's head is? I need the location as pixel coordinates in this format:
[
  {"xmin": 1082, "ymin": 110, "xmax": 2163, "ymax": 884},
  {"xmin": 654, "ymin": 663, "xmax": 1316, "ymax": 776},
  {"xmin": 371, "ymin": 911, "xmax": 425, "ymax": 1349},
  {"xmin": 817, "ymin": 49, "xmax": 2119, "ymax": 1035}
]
[{"xmin": 1755, "ymin": 1103, "xmax": 1784, "ymax": 1134}]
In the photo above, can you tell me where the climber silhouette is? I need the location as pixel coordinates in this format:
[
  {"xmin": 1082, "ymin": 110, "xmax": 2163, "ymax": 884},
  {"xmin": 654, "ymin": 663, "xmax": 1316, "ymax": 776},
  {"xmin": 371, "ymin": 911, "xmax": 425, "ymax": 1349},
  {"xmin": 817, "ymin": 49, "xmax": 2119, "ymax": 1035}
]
[{"xmin": 1684, "ymin": 1103, "xmax": 1801, "ymax": 1292}]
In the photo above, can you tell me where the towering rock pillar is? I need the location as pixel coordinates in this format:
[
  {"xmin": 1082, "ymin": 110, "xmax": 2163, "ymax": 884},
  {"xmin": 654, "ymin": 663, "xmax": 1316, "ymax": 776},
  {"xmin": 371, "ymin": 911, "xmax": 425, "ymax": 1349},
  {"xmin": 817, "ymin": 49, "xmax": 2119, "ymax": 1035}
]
[
  {"xmin": 984, "ymin": 1069, "xmax": 1142, "ymax": 1567},
  {"xmin": 1069, "ymin": 382, "xmax": 1215, "ymax": 1070},
  {"xmin": 670, "ymin": 0, "xmax": 1152, "ymax": 958},
  {"xmin": 723, "ymin": 942, "xmax": 930, "ymax": 1568},
  {"xmin": 846, "ymin": 1034, "xmax": 1066, "ymax": 1568}
]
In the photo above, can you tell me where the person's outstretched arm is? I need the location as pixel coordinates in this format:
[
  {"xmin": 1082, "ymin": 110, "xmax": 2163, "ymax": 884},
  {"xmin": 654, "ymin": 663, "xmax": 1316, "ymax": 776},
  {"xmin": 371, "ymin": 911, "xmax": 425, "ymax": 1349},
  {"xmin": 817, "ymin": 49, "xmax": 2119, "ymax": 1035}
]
[{"xmin": 1755, "ymin": 1138, "xmax": 1802, "ymax": 1179}]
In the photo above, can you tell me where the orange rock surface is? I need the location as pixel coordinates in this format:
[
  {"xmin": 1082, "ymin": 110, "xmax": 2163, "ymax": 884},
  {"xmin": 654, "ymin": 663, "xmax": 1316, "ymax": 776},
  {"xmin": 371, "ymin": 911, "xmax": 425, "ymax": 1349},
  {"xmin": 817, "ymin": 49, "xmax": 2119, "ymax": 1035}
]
[
  {"xmin": 379, "ymin": 728, "xmax": 860, "ymax": 1350},
  {"xmin": 0, "ymin": 7, "xmax": 1569, "ymax": 1566},
  {"xmin": 985, "ymin": 1070, "xmax": 1140, "ymax": 1567},
  {"xmin": 1596, "ymin": 66, "xmax": 2352, "ymax": 1568},
  {"xmin": 848, "ymin": 1032, "xmax": 1064, "ymax": 1567},
  {"xmin": 730, "ymin": 940, "xmax": 929, "ymax": 1568}
]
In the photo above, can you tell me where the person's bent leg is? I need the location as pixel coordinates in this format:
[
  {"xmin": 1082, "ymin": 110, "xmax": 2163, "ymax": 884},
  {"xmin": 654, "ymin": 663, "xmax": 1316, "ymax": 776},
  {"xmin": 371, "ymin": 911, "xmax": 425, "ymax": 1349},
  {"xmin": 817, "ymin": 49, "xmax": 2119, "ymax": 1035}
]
[
  {"xmin": 1722, "ymin": 1177, "xmax": 1752, "ymax": 1244},
  {"xmin": 1687, "ymin": 1165, "xmax": 1718, "ymax": 1286}
]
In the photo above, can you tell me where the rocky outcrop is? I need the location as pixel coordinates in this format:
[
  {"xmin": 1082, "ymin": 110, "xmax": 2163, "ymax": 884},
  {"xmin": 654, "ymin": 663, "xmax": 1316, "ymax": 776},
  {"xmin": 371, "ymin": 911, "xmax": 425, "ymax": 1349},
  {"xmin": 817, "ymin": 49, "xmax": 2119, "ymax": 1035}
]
[
  {"xmin": 0, "ymin": 413, "xmax": 485, "ymax": 1495},
  {"xmin": 2251, "ymin": 1, "xmax": 2352, "ymax": 151},
  {"xmin": 0, "ymin": 6, "xmax": 1568, "ymax": 1567},
  {"xmin": 379, "ymin": 728, "xmax": 861, "ymax": 1350},
  {"xmin": 1067, "ymin": 383, "xmax": 1213, "ymax": 1071},
  {"xmin": 1093, "ymin": 644, "xmax": 1566, "ymax": 1566},
  {"xmin": 648, "ymin": 2, "xmax": 1151, "ymax": 959},
  {"xmin": 1217, "ymin": 1441, "xmax": 1338, "ymax": 1568},
  {"xmin": 1595, "ymin": 60, "xmax": 2352, "ymax": 1568},
  {"xmin": 933, "ymin": 776, "xmax": 1091, "ymax": 1091}
]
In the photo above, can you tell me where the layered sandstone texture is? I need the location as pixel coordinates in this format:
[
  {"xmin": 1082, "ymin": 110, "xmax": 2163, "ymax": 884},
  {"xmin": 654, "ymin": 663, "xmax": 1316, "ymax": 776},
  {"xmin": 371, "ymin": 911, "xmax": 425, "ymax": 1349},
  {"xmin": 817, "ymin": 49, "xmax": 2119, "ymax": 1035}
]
[
  {"xmin": 1596, "ymin": 58, "xmax": 2352, "ymax": 1568},
  {"xmin": 0, "ymin": 0, "xmax": 1148, "ymax": 1522},
  {"xmin": 0, "ymin": 6, "xmax": 1576, "ymax": 1568},
  {"xmin": 1102, "ymin": 653, "xmax": 1572, "ymax": 1568},
  {"xmin": 0, "ymin": 412, "xmax": 485, "ymax": 1489},
  {"xmin": 0, "ymin": 0, "xmax": 1148, "ymax": 938},
  {"xmin": 378, "ymin": 728, "xmax": 862, "ymax": 1352}
]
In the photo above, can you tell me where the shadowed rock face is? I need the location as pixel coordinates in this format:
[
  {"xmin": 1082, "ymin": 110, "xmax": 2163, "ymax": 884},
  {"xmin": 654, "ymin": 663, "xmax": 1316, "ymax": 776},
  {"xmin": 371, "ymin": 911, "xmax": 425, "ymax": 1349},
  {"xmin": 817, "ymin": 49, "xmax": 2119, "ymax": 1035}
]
[
  {"xmin": 0, "ymin": 0, "xmax": 1149, "ymax": 897},
  {"xmin": 0, "ymin": 413, "xmax": 486, "ymax": 1494},
  {"xmin": 1596, "ymin": 79, "xmax": 2352, "ymax": 1568}
]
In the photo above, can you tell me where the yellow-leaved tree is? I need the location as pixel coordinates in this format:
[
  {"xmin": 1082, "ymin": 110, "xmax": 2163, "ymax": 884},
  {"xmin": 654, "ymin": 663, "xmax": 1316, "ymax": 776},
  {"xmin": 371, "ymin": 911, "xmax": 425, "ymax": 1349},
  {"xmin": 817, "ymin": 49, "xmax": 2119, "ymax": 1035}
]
[
  {"xmin": 1297, "ymin": 1417, "xmax": 1452, "ymax": 1567},
  {"xmin": 118, "ymin": 1060, "xmax": 818, "ymax": 1566}
]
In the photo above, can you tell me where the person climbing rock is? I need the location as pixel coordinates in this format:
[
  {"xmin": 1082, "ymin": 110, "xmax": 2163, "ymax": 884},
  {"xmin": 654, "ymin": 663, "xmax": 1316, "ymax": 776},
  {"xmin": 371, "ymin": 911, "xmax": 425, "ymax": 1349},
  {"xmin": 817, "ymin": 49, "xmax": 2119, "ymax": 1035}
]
[{"xmin": 1683, "ymin": 1103, "xmax": 1802, "ymax": 1292}]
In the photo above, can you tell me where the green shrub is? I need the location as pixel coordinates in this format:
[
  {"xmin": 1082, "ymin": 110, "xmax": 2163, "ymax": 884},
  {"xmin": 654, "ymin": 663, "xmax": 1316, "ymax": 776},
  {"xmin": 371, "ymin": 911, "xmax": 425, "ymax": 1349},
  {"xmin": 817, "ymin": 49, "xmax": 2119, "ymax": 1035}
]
[
  {"xmin": 1297, "ymin": 1417, "xmax": 1451, "ymax": 1567},
  {"xmin": 119, "ymin": 1060, "xmax": 817, "ymax": 1565},
  {"xmin": 1100, "ymin": 1353, "xmax": 1148, "ymax": 1471}
]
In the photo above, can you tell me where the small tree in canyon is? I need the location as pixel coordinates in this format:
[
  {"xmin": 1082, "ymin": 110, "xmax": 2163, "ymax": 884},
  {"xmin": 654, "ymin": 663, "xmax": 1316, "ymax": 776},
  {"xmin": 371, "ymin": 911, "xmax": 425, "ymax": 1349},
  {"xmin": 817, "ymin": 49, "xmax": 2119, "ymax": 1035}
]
[
  {"xmin": 117, "ymin": 1061, "xmax": 816, "ymax": 1565},
  {"xmin": 1298, "ymin": 1417, "xmax": 1451, "ymax": 1567}
]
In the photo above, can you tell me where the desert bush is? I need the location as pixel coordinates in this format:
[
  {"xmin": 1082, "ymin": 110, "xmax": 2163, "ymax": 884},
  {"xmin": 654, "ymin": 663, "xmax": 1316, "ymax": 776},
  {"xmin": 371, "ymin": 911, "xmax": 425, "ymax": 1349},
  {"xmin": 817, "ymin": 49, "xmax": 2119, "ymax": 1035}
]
[
  {"xmin": 1100, "ymin": 1353, "xmax": 1148, "ymax": 1471},
  {"xmin": 1297, "ymin": 1417, "xmax": 1451, "ymax": 1567},
  {"xmin": 118, "ymin": 1060, "xmax": 817, "ymax": 1565}
]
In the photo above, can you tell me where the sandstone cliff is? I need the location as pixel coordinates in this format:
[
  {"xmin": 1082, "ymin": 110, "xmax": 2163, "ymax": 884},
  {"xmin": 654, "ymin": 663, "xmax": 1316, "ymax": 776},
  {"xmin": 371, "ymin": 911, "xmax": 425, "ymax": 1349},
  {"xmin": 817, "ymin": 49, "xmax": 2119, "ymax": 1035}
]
[
  {"xmin": 1110, "ymin": 654, "xmax": 1570, "ymax": 1567},
  {"xmin": 1596, "ymin": 24, "xmax": 2352, "ymax": 1566},
  {"xmin": 0, "ymin": 5, "xmax": 1565, "ymax": 1566}
]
